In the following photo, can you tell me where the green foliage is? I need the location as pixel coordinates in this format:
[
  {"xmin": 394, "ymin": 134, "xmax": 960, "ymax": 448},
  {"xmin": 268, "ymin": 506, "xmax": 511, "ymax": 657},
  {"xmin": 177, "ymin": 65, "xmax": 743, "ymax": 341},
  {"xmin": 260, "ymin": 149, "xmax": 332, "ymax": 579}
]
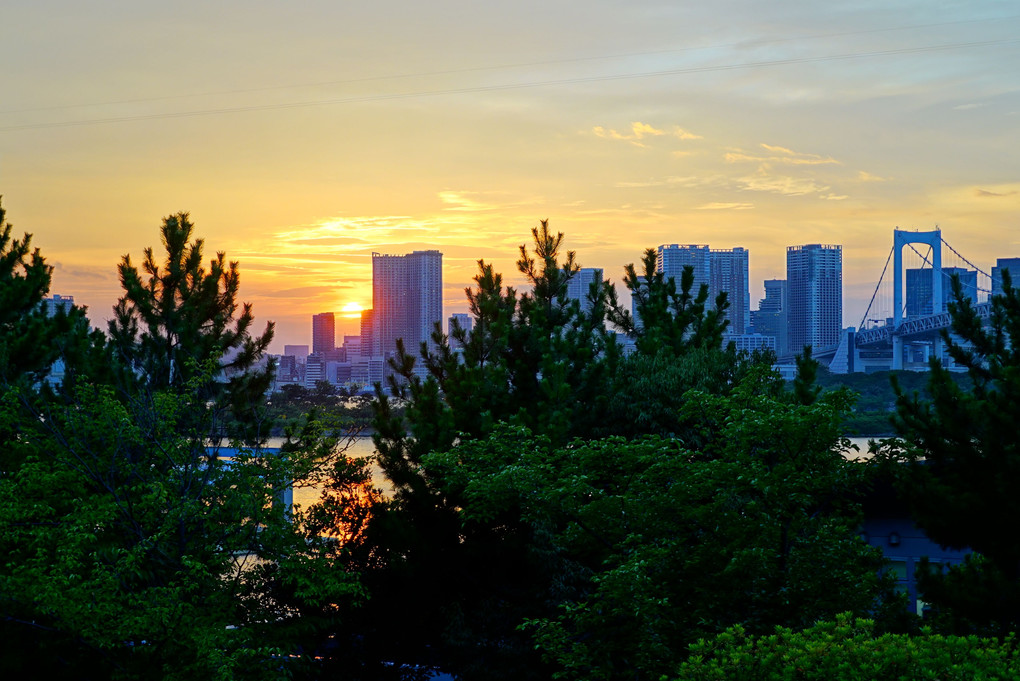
[
  {"xmin": 424, "ymin": 370, "xmax": 893, "ymax": 681},
  {"xmin": 885, "ymin": 270, "xmax": 1020, "ymax": 632},
  {"xmin": 0, "ymin": 209, "xmax": 367, "ymax": 678},
  {"xmin": 675, "ymin": 613, "xmax": 1019, "ymax": 680}
]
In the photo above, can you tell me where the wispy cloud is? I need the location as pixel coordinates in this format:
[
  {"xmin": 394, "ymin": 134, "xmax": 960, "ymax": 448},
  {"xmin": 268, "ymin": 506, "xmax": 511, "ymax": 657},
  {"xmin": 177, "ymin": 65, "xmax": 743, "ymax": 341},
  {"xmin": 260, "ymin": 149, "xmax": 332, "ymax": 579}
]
[
  {"xmin": 975, "ymin": 188, "xmax": 1018, "ymax": 197},
  {"xmin": 593, "ymin": 122, "xmax": 701, "ymax": 148},
  {"xmin": 695, "ymin": 202, "xmax": 755, "ymax": 210},
  {"xmin": 737, "ymin": 169, "xmax": 831, "ymax": 197},
  {"xmin": 726, "ymin": 143, "xmax": 839, "ymax": 166},
  {"xmin": 438, "ymin": 191, "xmax": 500, "ymax": 212},
  {"xmin": 857, "ymin": 171, "xmax": 887, "ymax": 183}
]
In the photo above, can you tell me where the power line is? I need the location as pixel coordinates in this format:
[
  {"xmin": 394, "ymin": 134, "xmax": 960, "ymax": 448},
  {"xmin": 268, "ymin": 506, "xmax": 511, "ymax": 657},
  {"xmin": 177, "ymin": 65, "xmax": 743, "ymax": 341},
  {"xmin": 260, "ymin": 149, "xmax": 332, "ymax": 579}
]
[{"xmin": 2, "ymin": 37, "xmax": 1016, "ymax": 133}]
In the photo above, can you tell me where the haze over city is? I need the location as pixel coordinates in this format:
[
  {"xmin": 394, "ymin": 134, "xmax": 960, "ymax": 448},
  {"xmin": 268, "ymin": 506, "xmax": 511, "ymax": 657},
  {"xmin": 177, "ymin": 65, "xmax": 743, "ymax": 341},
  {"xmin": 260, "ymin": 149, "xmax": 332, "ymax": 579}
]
[{"xmin": 2, "ymin": 1, "xmax": 1018, "ymax": 352}]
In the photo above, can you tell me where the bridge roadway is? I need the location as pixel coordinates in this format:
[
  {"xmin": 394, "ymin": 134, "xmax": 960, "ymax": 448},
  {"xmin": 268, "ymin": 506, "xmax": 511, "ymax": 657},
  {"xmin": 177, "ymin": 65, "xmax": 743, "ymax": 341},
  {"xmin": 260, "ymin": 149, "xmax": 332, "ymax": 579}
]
[{"xmin": 854, "ymin": 302, "xmax": 992, "ymax": 347}]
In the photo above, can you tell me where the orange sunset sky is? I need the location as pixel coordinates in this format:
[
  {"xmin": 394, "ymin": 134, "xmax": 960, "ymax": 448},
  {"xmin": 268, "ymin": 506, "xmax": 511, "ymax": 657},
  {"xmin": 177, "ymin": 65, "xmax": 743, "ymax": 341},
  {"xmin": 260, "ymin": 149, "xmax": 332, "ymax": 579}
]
[{"xmin": 2, "ymin": 1, "xmax": 1019, "ymax": 351}]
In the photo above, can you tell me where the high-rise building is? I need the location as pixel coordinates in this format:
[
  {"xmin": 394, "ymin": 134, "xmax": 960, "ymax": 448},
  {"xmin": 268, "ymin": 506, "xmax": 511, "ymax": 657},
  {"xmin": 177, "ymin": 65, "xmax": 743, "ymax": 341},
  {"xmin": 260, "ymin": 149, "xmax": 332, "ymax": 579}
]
[
  {"xmin": 906, "ymin": 267, "xmax": 977, "ymax": 318},
  {"xmin": 709, "ymin": 247, "xmax": 750, "ymax": 334},
  {"xmin": 282, "ymin": 344, "xmax": 309, "ymax": 362},
  {"xmin": 751, "ymin": 279, "xmax": 788, "ymax": 355},
  {"xmin": 359, "ymin": 309, "xmax": 374, "ymax": 358},
  {"xmin": 372, "ymin": 250, "xmax": 443, "ymax": 357},
  {"xmin": 311, "ymin": 312, "xmax": 336, "ymax": 355},
  {"xmin": 448, "ymin": 312, "xmax": 473, "ymax": 350},
  {"xmin": 657, "ymin": 244, "xmax": 711, "ymax": 293},
  {"xmin": 565, "ymin": 267, "xmax": 604, "ymax": 314},
  {"xmin": 992, "ymin": 257, "xmax": 1020, "ymax": 298},
  {"xmin": 786, "ymin": 244, "xmax": 842, "ymax": 354},
  {"xmin": 655, "ymin": 244, "xmax": 749, "ymax": 334}
]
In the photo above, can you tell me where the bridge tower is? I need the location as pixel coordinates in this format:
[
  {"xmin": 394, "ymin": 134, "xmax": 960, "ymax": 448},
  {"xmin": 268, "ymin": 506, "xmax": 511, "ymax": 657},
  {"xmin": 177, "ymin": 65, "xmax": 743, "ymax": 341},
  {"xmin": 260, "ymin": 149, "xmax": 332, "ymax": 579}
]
[{"xmin": 892, "ymin": 229, "xmax": 942, "ymax": 370}]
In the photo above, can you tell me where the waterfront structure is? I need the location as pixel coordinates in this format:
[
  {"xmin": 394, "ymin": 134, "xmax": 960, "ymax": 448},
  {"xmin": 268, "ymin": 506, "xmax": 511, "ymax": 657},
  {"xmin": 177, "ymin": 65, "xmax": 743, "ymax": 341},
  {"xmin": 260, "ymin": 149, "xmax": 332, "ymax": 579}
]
[
  {"xmin": 311, "ymin": 312, "xmax": 336, "ymax": 355},
  {"xmin": 372, "ymin": 250, "xmax": 443, "ymax": 357},
  {"xmin": 786, "ymin": 244, "xmax": 842, "ymax": 354},
  {"xmin": 566, "ymin": 267, "xmax": 604, "ymax": 314},
  {"xmin": 992, "ymin": 257, "xmax": 1020, "ymax": 297}
]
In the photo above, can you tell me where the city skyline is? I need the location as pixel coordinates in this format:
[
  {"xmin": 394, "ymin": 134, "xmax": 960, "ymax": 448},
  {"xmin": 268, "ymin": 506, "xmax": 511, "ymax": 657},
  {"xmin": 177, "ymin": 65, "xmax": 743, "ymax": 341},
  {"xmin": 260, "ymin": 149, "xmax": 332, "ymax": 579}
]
[{"xmin": 2, "ymin": 2, "xmax": 1019, "ymax": 352}]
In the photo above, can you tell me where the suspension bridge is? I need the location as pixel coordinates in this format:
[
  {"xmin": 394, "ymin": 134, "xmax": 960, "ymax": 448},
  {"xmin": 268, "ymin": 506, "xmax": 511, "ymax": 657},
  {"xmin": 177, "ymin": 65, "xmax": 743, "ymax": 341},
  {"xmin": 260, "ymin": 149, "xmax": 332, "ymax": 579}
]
[{"xmin": 821, "ymin": 228, "xmax": 1011, "ymax": 373}]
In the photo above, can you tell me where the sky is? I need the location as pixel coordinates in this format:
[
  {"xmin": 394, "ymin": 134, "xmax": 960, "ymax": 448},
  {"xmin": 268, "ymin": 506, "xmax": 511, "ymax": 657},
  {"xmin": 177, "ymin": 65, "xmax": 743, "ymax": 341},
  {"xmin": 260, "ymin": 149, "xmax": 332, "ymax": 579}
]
[{"xmin": 2, "ymin": 0, "xmax": 1019, "ymax": 351}]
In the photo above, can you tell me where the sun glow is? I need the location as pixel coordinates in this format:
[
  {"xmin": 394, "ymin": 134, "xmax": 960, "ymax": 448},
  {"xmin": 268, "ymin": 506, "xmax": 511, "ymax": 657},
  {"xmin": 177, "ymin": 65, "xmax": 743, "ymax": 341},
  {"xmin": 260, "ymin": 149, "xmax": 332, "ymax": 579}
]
[{"xmin": 341, "ymin": 301, "xmax": 365, "ymax": 319}]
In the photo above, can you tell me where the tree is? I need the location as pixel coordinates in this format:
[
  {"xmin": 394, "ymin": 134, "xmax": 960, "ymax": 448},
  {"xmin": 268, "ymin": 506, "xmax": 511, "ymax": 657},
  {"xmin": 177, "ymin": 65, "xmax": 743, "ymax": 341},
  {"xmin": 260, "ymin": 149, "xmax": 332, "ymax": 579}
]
[
  {"xmin": 0, "ymin": 210, "xmax": 363, "ymax": 679},
  {"xmin": 886, "ymin": 271, "xmax": 1020, "ymax": 633},
  {"xmin": 425, "ymin": 367, "xmax": 893, "ymax": 680},
  {"xmin": 675, "ymin": 614, "xmax": 1019, "ymax": 680}
]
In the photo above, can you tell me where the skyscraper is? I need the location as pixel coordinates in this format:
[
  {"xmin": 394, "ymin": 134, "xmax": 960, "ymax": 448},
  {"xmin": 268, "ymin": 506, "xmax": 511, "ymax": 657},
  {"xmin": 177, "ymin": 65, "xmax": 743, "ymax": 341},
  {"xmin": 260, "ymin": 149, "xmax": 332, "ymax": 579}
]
[
  {"xmin": 992, "ymin": 257, "xmax": 1020, "ymax": 298},
  {"xmin": 655, "ymin": 244, "xmax": 749, "ymax": 334},
  {"xmin": 311, "ymin": 312, "xmax": 335, "ymax": 355},
  {"xmin": 372, "ymin": 250, "xmax": 443, "ymax": 357},
  {"xmin": 657, "ymin": 244, "xmax": 711, "ymax": 293},
  {"xmin": 709, "ymin": 247, "xmax": 750, "ymax": 334},
  {"xmin": 786, "ymin": 244, "xmax": 842, "ymax": 354},
  {"xmin": 566, "ymin": 267, "xmax": 603, "ymax": 314},
  {"xmin": 906, "ymin": 267, "xmax": 976, "ymax": 318},
  {"xmin": 751, "ymin": 279, "xmax": 787, "ymax": 355}
]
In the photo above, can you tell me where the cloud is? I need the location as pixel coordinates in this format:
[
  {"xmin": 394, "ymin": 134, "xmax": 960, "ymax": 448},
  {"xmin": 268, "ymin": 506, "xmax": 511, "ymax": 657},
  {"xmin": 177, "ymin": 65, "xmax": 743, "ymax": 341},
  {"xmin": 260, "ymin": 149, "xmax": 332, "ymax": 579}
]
[
  {"xmin": 695, "ymin": 202, "xmax": 754, "ymax": 210},
  {"xmin": 820, "ymin": 193, "xmax": 849, "ymax": 201},
  {"xmin": 857, "ymin": 171, "xmax": 886, "ymax": 183},
  {"xmin": 954, "ymin": 102, "xmax": 986, "ymax": 111},
  {"xmin": 737, "ymin": 169, "xmax": 831, "ymax": 197},
  {"xmin": 725, "ymin": 143, "xmax": 839, "ymax": 166},
  {"xmin": 257, "ymin": 285, "xmax": 354, "ymax": 298},
  {"xmin": 593, "ymin": 121, "xmax": 700, "ymax": 148},
  {"xmin": 438, "ymin": 191, "xmax": 499, "ymax": 212},
  {"xmin": 974, "ymin": 188, "xmax": 1018, "ymax": 197},
  {"xmin": 673, "ymin": 127, "xmax": 702, "ymax": 140}
]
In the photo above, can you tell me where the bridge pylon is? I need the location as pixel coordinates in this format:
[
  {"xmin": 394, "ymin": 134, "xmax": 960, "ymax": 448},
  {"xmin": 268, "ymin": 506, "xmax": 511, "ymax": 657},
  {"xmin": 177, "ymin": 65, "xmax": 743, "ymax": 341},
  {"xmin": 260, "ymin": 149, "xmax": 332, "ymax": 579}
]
[{"xmin": 893, "ymin": 229, "xmax": 942, "ymax": 370}]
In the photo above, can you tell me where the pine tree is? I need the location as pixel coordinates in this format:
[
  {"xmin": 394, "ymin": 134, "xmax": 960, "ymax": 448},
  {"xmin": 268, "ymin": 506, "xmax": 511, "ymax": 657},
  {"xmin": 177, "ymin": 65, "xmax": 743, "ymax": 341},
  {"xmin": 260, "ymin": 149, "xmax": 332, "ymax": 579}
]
[{"xmin": 890, "ymin": 271, "xmax": 1020, "ymax": 632}]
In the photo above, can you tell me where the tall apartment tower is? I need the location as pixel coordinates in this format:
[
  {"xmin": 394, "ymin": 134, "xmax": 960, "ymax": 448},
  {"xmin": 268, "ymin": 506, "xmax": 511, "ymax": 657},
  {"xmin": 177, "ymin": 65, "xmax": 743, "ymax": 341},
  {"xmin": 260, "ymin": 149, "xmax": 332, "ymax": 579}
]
[
  {"xmin": 311, "ymin": 312, "xmax": 336, "ymax": 355},
  {"xmin": 372, "ymin": 250, "xmax": 443, "ymax": 357},
  {"xmin": 786, "ymin": 244, "xmax": 842, "ymax": 355},
  {"xmin": 655, "ymin": 244, "xmax": 749, "ymax": 334},
  {"xmin": 709, "ymin": 247, "xmax": 750, "ymax": 334},
  {"xmin": 566, "ymin": 267, "xmax": 604, "ymax": 314},
  {"xmin": 657, "ymin": 244, "xmax": 711, "ymax": 292}
]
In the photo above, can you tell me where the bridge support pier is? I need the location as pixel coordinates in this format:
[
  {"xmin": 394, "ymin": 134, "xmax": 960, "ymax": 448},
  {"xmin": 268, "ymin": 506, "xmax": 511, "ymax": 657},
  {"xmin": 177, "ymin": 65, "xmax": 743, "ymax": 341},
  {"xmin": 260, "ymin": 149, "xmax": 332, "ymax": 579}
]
[{"xmin": 893, "ymin": 335, "xmax": 903, "ymax": 370}]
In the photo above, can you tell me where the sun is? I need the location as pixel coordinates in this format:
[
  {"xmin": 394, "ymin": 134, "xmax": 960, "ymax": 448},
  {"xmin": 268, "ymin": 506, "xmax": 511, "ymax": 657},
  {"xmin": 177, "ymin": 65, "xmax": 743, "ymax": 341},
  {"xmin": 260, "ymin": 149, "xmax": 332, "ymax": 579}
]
[{"xmin": 341, "ymin": 301, "xmax": 365, "ymax": 319}]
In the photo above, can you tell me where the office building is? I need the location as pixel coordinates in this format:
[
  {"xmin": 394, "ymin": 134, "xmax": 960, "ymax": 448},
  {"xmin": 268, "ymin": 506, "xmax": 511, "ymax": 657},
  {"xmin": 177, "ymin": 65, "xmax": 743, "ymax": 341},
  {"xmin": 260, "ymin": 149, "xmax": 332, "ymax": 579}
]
[
  {"xmin": 448, "ymin": 313, "xmax": 473, "ymax": 349},
  {"xmin": 709, "ymin": 247, "xmax": 750, "ymax": 334},
  {"xmin": 566, "ymin": 267, "xmax": 604, "ymax": 314},
  {"xmin": 372, "ymin": 250, "xmax": 443, "ymax": 357},
  {"xmin": 906, "ymin": 267, "xmax": 977, "ymax": 318},
  {"xmin": 751, "ymin": 279, "xmax": 788, "ymax": 355},
  {"xmin": 787, "ymin": 244, "xmax": 842, "ymax": 354},
  {"xmin": 311, "ymin": 312, "xmax": 336, "ymax": 355},
  {"xmin": 657, "ymin": 244, "xmax": 711, "ymax": 293},
  {"xmin": 655, "ymin": 244, "xmax": 749, "ymax": 334},
  {"xmin": 992, "ymin": 257, "xmax": 1020, "ymax": 298},
  {"xmin": 282, "ymin": 345, "xmax": 309, "ymax": 363}
]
